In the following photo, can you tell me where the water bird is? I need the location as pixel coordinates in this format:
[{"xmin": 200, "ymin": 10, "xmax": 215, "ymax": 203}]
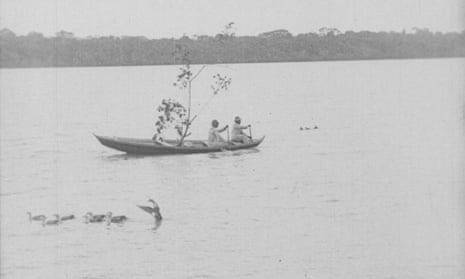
[
  {"xmin": 27, "ymin": 212, "xmax": 46, "ymax": 222},
  {"xmin": 60, "ymin": 214, "xmax": 75, "ymax": 221},
  {"xmin": 300, "ymin": 126, "xmax": 318, "ymax": 130},
  {"xmin": 105, "ymin": 212, "xmax": 128, "ymax": 224},
  {"xmin": 42, "ymin": 214, "xmax": 61, "ymax": 226},
  {"xmin": 137, "ymin": 199, "xmax": 163, "ymax": 221},
  {"xmin": 84, "ymin": 212, "xmax": 106, "ymax": 223}
]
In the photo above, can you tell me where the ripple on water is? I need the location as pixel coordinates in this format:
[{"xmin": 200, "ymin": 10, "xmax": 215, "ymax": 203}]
[
  {"xmin": 2, "ymin": 60, "xmax": 464, "ymax": 279},
  {"xmin": 188, "ymin": 274, "xmax": 214, "ymax": 279},
  {"xmin": 0, "ymin": 191, "xmax": 22, "ymax": 197}
]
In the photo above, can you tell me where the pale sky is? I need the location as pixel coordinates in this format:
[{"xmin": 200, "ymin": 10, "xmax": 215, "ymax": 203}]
[{"xmin": 0, "ymin": 0, "xmax": 463, "ymax": 38}]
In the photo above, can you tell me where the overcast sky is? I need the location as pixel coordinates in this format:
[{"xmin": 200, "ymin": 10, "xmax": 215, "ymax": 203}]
[{"xmin": 1, "ymin": 0, "xmax": 464, "ymax": 38}]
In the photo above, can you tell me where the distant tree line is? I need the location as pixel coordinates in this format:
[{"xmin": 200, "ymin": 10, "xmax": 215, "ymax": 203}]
[{"xmin": 0, "ymin": 28, "xmax": 464, "ymax": 68}]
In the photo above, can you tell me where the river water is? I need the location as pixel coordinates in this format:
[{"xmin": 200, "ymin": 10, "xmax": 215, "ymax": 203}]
[{"xmin": 1, "ymin": 58, "xmax": 464, "ymax": 278}]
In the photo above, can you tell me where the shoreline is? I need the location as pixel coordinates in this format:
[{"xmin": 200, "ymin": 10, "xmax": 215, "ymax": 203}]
[{"xmin": 0, "ymin": 55, "xmax": 462, "ymax": 70}]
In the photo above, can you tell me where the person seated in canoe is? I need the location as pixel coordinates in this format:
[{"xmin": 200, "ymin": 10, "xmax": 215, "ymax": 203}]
[
  {"xmin": 208, "ymin": 120, "xmax": 228, "ymax": 146},
  {"xmin": 231, "ymin": 116, "xmax": 252, "ymax": 143}
]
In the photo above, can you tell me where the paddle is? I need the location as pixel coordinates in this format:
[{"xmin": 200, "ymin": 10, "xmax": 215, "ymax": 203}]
[{"xmin": 248, "ymin": 125, "xmax": 253, "ymax": 139}]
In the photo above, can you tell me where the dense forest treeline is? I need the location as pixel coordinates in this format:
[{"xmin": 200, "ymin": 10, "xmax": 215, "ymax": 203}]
[{"xmin": 0, "ymin": 28, "xmax": 464, "ymax": 68}]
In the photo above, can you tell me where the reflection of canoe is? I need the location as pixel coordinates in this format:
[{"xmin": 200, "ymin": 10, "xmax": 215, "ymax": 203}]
[{"xmin": 94, "ymin": 134, "xmax": 265, "ymax": 155}]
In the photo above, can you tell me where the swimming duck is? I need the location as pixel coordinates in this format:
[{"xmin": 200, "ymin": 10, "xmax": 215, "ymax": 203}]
[
  {"xmin": 137, "ymin": 199, "xmax": 163, "ymax": 221},
  {"xmin": 84, "ymin": 212, "xmax": 106, "ymax": 223},
  {"xmin": 60, "ymin": 214, "xmax": 75, "ymax": 221},
  {"xmin": 27, "ymin": 212, "xmax": 46, "ymax": 222},
  {"xmin": 42, "ymin": 214, "xmax": 61, "ymax": 226},
  {"xmin": 105, "ymin": 212, "xmax": 128, "ymax": 224}
]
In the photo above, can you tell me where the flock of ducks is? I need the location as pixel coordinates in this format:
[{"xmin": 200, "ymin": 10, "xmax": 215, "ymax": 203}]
[
  {"xmin": 27, "ymin": 199, "xmax": 162, "ymax": 227},
  {"xmin": 299, "ymin": 125, "xmax": 318, "ymax": 130}
]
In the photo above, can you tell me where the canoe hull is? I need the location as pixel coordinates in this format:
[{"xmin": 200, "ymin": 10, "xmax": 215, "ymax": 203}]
[{"xmin": 94, "ymin": 135, "xmax": 265, "ymax": 155}]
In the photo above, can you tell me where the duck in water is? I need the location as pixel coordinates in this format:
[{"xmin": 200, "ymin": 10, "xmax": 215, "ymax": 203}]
[
  {"xmin": 27, "ymin": 212, "xmax": 46, "ymax": 222},
  {"xmin": 300, "ymin": 126, "xmax": 318, "ymax": 130},
  {"xmin": 60, "ymin": 214, "xmax": 75, "ymax": 221},
  {"xmin": 42, "ymin": 214, "xmax": 61, "ymax": 226},
  {"xmin": 84, "ymin": 212, "xmax": 106, "ymax": 223},
  {"xmin": 105, "ymin": 212, "xmax": 128, "ymax": 225},
  {"xmin": 137, "ymin": 199, "xmax": 163, "ymax": 222}
]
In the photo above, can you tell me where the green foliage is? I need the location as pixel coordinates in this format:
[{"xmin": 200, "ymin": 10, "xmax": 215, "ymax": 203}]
[
  {"xmin": 172, "ymin": 44, "xmax": 192, "ymax": 90},
  {"xmin": 154, "ymin": 99, "xmax": 188, "ymax": 140},
  {"xmin": 153, "ymin": 24, "xmax": 234, "ymax": 144},
  {"xmin": 1, "ymin": 27, "xmax": 464, "ymax": 68},
  {"xmin": 211, "ymin": 73, "xmax": 232, "ymax": 95}
]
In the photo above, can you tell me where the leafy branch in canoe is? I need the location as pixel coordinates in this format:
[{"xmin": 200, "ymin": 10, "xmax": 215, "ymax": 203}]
[{"xmin": 153, "ymin": 23, "xmax": 235, "ymax": 146}]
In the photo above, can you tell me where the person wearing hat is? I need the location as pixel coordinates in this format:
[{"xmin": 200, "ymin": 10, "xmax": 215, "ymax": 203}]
[
  {"xmin": 231, "ymin": 116, "xmax": 252, "ymax": 143},
  {"xmin": 208, "ymin": 119, "xmax": 228, "ymax": 146}
]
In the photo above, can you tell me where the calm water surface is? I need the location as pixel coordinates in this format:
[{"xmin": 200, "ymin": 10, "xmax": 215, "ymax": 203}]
[{"xmin": 1, "ymin": 59, "xmax": 464, "ymax": 278}]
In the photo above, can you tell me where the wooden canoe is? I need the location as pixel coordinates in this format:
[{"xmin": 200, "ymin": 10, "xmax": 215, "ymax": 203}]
[{"xmin": 94, "ymin": 134, "xmax": 265, "ymax": 155}]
